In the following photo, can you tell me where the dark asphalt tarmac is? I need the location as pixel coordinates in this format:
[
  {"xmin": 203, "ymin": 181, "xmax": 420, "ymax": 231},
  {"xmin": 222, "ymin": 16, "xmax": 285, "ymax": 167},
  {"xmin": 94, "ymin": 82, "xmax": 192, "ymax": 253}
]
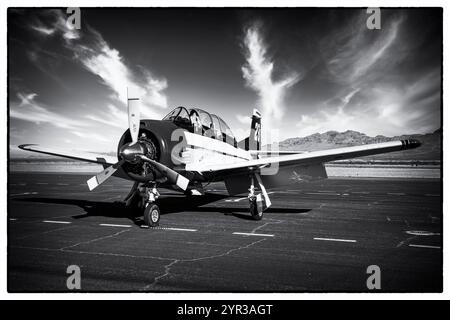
[{"xmin": 8, "ymin": 172, "xmax": 442, "ymax": 292}]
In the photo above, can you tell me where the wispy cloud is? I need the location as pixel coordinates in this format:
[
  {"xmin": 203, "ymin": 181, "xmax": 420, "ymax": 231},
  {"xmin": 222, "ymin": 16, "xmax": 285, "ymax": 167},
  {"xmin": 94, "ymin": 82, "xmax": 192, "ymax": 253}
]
[
  {"xmin": 31, "ymin": 11, "xmax": 78, "ymax": 40},
  {"xmin": 297, "ymin": 14, "xmax": 439, "ymax": 137},
  {"xmin": 31, "ymin": 25, "xmax": 56, "ymax": 35},
  {"xmin": 29, "ymin": 9, "xmax": 168, "ymax": 119},
  {"xmin": 71, "ymin": 130, "xmax": 109, "ymax": 142},
  {"xmin": 241, "ymin": 23, "xmax": 300, "ymax": 129},
  {"xmin": 12, "ymin": 9, "xmax": 172, "ymax": 153},
  {"xmin": 17, "ymin": 92, "xmax": 37, "ymax": 106},
  {"xmin": 85, "ymin": 104, "xmax": 127, "ymax": 129},
  {"xmin": 10, "ymin": 92, "xmax": 86, "ymax": 129},
  {"xmin": 322, "ymin": 15, "xmax": 403, "ymax": 85},
  {"xmin": 236, "ymin": 114, "xmax": 251, "ymax": 125},
  {"xmin": 296, "ymin": 68, "xmax": 440, "ymax": 136}
]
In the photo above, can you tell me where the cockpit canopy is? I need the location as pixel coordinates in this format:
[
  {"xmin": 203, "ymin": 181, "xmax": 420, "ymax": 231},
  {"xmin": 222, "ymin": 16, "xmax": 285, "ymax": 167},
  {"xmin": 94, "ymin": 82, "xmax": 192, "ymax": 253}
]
[{"xmin": 162, "ymin": 106, "xmax": 236, "ymax": 146}]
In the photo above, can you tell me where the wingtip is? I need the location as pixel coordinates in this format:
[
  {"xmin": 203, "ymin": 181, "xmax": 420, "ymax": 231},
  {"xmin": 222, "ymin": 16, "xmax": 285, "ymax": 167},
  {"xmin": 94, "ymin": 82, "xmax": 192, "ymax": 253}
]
[
  {"xmin": 401, "ymin": 139, "xmax": 422, "ymax": 150},
  {"xmin": 18, "ymin": 144, "xmax": 37, "ymax": 150}
]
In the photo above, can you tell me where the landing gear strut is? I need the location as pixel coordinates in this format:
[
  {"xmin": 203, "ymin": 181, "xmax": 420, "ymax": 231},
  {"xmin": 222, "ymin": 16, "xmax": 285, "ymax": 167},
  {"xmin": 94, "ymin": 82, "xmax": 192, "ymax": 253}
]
[
  {"xmin": 125, "ymin": 182, "xmax": 161, "ymax": 227},
  {"xmin": 143, "ymin": 183, "xmax": 160, "ymax": 227},
  {"xmin": 248, "ymin": 173, "xmax": 272, "ymax": 220}
]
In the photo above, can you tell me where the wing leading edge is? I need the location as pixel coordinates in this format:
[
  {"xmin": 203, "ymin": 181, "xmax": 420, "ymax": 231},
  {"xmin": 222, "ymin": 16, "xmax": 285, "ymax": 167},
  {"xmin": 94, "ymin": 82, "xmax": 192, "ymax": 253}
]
[{"xmin": 18, "ymin": 144, "xmax": 118, "ymax": 166}]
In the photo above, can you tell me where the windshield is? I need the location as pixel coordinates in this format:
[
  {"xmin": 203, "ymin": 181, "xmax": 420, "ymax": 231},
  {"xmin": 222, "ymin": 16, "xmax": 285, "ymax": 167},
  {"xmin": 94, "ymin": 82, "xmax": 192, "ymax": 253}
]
[
  {"xmin": 218, "ymin": 117, "xmax": 234, "ymax": 139},
  {"xmin": 162, "ymin": 108, "xmax": 180, "ymax": 121},
  {"xmin": 211, "ymin": 114, "xmax": 223, "ymax": 139},
  {"xmin": 197, "ymin": 109, "xmax": 212, "ymax": 129},
  {"xmin": 162, "ymin": 107, "xmax": 191, "ymax": 125}
]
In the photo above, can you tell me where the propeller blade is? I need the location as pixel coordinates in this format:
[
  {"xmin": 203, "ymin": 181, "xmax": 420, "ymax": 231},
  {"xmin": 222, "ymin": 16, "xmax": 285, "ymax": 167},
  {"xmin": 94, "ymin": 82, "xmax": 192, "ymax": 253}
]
[
  {"xmin": 140, "ymin": 155, "xmax": 190, "ymax": 190},
  {"xmin": 127, "ymin": 87, "xmax": 140, "ymax": 144},
  {"xmin": 87, "ymin": 160, "xmax": 125, "ymax": 191}
]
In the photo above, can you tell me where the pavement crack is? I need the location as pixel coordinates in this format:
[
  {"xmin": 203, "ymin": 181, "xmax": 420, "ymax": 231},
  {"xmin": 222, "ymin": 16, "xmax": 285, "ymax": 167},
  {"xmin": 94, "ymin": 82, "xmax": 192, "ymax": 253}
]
[
  {"xmin": 59, "ymin": 229, "xmax": 130, "ymax": 251},
  {"xmin": 10, "ymin": 245, "xmax": 176, "ymax": 262},
  {"xmin": 141, "ymin": 238, "xmax": 266, "ymax": 290},
  {"xmin": 184, "ymin": 238, "xmax": 266, "ymax": 263},
  {"xmin": 251, "ymin": 218, "xmax": 283, "ymax": 234},
  {"xmin": 16, "ymin": 225, "xmax": 76, "ymax": 240},
  {"xmin": 141, "ymin": 259, "xmax": 179, "ymax": 291}
]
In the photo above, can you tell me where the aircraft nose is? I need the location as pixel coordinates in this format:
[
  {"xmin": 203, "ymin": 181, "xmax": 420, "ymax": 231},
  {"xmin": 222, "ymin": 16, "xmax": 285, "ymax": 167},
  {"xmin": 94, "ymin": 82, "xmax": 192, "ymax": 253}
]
[{"xmin": 119, "ymin": 142, "xmax": 144, "ymax": 163}]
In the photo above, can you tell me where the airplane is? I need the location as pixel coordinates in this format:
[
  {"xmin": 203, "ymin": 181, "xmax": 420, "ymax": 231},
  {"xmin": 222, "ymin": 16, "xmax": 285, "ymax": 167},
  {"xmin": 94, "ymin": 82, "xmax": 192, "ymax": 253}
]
[{"xmin": 18, "ymin": 88, "xmax": 422, "ymax": 227}]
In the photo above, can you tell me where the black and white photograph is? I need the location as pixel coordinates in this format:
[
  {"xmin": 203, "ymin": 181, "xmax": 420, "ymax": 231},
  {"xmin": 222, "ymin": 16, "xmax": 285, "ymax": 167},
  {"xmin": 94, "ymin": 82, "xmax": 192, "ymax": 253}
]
[{"xmin": 7, "ymin": 7, "xmax": 442, "ymax": 293}]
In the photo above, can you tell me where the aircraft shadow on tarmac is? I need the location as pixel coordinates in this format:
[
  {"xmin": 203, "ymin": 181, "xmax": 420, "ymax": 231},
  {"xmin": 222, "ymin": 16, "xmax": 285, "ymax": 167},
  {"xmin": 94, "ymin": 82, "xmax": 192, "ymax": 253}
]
[{"xmin": 16, "ymin": 193, "xmax": 311, "ymax": 225}]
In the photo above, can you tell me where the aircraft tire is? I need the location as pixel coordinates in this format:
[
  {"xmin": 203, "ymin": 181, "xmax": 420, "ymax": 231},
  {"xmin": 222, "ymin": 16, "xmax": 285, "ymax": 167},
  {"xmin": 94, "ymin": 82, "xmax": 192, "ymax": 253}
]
[
  {"xmin": 249, "ymin": 199, "xmax": 263, "ymax": 221},
  {"xmin": 144, "ymin": 204, "xmax": 160, "ymax": 227}
]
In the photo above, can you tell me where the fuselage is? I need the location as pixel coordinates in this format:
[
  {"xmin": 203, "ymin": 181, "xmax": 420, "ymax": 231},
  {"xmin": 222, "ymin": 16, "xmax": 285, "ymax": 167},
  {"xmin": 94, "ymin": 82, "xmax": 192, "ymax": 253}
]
[{"xmin": 116, "ymin": 107, "xmax": 244, "ymax": 186}]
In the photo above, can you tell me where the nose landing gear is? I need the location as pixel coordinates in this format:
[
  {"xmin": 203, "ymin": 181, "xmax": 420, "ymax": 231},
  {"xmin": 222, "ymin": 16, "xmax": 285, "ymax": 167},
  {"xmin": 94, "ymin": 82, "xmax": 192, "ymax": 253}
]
[
  {"xmin": 143, "ymin": 184, "xmax": 160, "ymax": 227},
  {"xmin": 124, "ymin": 181, "xmax": 161, "ymax": 227}
]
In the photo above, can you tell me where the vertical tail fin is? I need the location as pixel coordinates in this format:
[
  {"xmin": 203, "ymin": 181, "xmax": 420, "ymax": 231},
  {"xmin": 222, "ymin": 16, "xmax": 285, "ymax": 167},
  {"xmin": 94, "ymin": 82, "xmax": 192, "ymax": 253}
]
[{"xmin": 238, "ymin": 109, "xmax": 261, "ymax": 151}]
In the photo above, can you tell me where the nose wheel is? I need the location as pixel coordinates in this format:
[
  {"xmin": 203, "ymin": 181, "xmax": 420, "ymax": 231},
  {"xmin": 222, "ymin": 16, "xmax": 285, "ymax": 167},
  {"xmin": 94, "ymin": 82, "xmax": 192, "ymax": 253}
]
[
  {"xmin": 144, "ymin": 203, "xmax": 160, "ymax": 227},
  {"xmin": 125, "ymin": 182, "xmax": 161, "ymax": 227}
]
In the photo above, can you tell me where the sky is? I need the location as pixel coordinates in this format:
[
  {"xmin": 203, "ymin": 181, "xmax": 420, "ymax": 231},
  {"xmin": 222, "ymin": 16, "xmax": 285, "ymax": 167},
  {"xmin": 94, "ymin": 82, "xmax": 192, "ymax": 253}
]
[{"xmin": 8, "ymin": 8, "xmax": 442, "ymax": 154}]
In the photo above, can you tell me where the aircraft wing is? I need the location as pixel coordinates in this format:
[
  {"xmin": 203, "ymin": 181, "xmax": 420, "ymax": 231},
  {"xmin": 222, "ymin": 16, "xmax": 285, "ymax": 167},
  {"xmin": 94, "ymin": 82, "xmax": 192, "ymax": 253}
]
[
  {"xmin": 18, "ymin": 144, "xmax": 118, "ymax": 166},
  {"xmin": 185, "ymin": 139, "xmax": 421, "ymax": 174},
  {"xmin": 249, "ymin": 150, "xmax": 307, "ymax": 156}
]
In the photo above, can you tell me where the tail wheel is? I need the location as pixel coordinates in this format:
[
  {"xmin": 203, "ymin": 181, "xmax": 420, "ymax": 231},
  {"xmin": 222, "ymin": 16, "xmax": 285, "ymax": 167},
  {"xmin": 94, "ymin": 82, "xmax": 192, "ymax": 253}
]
[
  {"xmin": 249, "ymin": 198, "xmax": 263, "ymax": 221},
  {"xmin": 144, "ymin": 203, "xmax": 160, "ymax": 227}
]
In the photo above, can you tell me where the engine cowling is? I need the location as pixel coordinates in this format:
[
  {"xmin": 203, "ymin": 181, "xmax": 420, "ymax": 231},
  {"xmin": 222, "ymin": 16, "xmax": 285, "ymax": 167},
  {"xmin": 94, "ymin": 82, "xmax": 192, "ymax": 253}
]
[{"xmin": 117, "ymin": 128, "xmax": 160, "ymax": 182}]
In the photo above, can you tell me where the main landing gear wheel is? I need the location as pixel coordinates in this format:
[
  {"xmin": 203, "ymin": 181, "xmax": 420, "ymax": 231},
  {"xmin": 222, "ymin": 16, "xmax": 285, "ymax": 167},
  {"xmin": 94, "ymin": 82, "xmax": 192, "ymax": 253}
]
[
  {"xmin": 249, "ymin": 197, "xmax": 263, "ymax": 221},
  {"xmin": 144, "ymin": 203, "xmax": 160, "ymax": 227}
]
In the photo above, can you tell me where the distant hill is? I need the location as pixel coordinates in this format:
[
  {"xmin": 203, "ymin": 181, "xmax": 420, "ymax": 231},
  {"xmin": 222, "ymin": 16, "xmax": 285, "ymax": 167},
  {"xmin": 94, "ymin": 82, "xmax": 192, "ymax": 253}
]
[{"xmin": 274, "ymin": 129, "xmax": 441, "ymax": 160}]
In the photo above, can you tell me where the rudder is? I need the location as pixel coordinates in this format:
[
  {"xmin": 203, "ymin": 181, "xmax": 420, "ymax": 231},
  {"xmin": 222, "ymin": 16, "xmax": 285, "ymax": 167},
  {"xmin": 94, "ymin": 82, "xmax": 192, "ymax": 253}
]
[{"xmin": 238, "ymin": 109, "xmax": 261, "ymax": 151}]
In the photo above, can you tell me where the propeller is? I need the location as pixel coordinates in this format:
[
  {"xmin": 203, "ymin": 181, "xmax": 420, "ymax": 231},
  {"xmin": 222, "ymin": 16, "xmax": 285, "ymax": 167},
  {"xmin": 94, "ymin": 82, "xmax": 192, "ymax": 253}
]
[
  {"xmin": 139, "ymin": 155, "xmax": 189, "ymax": 191},
  {"xmin": 86, "ymin": 87, "xmax": 189, "ymax": 191},
  {"xmin": 87, "ymin": 159, "xmax": 125, "ymax": 191},
  {"xmin": 127, "ymin": 87, "xmax": 140, "ymax": 145}
]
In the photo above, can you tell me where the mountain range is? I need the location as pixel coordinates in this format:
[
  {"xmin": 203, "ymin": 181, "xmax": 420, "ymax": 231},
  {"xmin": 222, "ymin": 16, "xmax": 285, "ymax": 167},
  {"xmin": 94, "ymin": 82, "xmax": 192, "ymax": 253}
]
[{"xmin": 274, "ymin": 129, "xmax": 441, "ymax": 160}]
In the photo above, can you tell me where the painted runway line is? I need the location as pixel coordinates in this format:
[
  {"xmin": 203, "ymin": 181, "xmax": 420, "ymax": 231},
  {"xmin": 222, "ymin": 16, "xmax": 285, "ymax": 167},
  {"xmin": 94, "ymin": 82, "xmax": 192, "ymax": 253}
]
[
  {"xmin": 233, "ymin": 232, "xmax": 274, "ymax": 237},
  {"xmin": 409, "ymin": 244, "xmax": 441, "ymax": 249},
  {"xmin": 99, "ymin": 223, "xmax": 132, "ymax": 228},
  {"xmin": 43, "ymin": 220, "xmax": 72, "ymax": 224},
  {"xmin": 225, "ymin": 197, "xmax": 247, "ymax": 203},
  {"xmin": 10, "ymin": 192, "xmax": 38, "ymax": 196},
  {"xmin": 305, "ymin": 192, "xmax": 340, "ymax": 196},
  {"xmin": 313, "ymin": 237, "xmax": 357, "ymax": 243},
  {"xmin": 164, "ymin": 227, "xmax": 197, "ymax": 232}
]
